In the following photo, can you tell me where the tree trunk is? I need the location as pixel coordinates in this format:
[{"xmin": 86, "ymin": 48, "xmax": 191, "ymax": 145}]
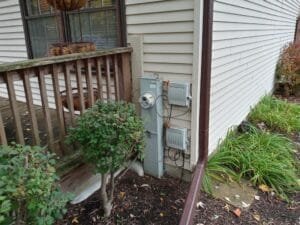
[{"xmin": 100, "ymin": 173, "xmax": 112, "ymax": 217}]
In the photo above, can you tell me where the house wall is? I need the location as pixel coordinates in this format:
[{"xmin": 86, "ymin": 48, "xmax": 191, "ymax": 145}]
[
  {"xmin": 209, "ymin": 0, "xmax": 300, "ymax": 153},
  {"xmin": 125, "ymin": 0, "xmax": 202, "ymax": 169},
  {"xmin": 0, "ymin": 0, "xmax": 27, "ymax": 63}
]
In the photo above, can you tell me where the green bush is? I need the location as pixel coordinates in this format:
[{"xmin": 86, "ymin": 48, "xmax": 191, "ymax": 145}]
[
  {"xmin": 0, "ymin": 144, "xmax": 70, "ymax": 225},
  {"xmin": 248, "ymin": 96, "xmax": 300, "ymax": 134},
  {"xmin": 204, "ymin": 128, "xmax": 299, "ymax": 200},
  {"xmin": 67, "ymin": 101, "xmax": 145, "ymax": 217}
]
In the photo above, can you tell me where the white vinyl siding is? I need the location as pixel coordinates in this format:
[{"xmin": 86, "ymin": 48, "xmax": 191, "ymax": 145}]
[
  {"xmin": 209, "ymin": 0, "xmax": 300, "ymax": 153},
  {"xmin": 0, "ymin": 0, "xmax": 27, "ymax": 63},
  {"xmin": 125, "ymin": 0, "xmax": 197, "ymax": 170},
  {"xmin": 125, "ymin": 0, "xmax": 194, "ymax": 130}
]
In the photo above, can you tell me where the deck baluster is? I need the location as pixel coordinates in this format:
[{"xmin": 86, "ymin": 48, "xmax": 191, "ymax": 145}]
[
  {"xmin": 37, "ymin": 67, "xmax": 55, "ymax": 151},
  {"xmin": 0, "ymin": 112, "xmax": 7, "ymax": 145},
  {"xmin": 114, "ymin": 55, "xmax": 120, "ymax": 100},
  {"xmin": 75, "ymin": 60, "xmax": 85, "ymax": 114},
  {"xmin": 96, "ymin": 58, "xmax": 103, "ymax": 100},
  {"xmin": 85, "ymin": 59, "xmax": 94, "ymax": 107},
  {"xmin": 22, "ymin": 69, "xmax": 40, "ymax": 145},
  {"xmin": 64, "ymin": 63, "xmax": 75, "ymax": 126},
  {"xmin": 5, "ymin": 72, "xmax": 25, "ymax": 144},
  {"xmin": 105, "ymin": 56, "xmax": 112, "ymax": 101}
]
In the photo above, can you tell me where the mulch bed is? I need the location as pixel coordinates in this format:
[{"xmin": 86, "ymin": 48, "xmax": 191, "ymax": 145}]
[
  {"xmin": 195, "ymin": 192, "xmax": 299, "ymax": 225},
  {"xmin": 56, "ymin": 170, "xmax": 299, "ymax": 225},
  {"xmin": 56, "ymin": 171, "xmax": 189, "ymax": 225}
]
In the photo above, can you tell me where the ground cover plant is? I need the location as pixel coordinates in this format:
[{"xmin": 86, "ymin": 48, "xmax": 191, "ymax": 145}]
[
  {"xmin": 0, "ymin": 144, "xmax": 70, "ymax": 225},
  {"xmin": 204, "ymin": 127, "xmax": 299, "ymax": 200},
  {"xmin": 248, "ymin": 95, "xmax": 300, "ymax": 134},
  {"xmin": 67, "ymin": 101, "xmax": 145, "ymax": 217}
]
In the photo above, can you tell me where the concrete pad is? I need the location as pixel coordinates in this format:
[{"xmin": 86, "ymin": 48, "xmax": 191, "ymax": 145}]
[{"xmin": 211, "ymin": 180, "xmax": 257, "ymax": 209}]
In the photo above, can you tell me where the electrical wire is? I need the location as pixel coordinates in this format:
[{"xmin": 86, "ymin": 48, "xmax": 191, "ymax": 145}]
[{"xmin": 154, "ymin": 94, "xmax": 191, "ymax": 119}]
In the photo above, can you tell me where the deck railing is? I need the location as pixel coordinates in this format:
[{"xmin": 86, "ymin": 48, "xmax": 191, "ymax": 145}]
[{"xmin": 0, "ymin": 47, "xmax": 132, "ymax": 157}]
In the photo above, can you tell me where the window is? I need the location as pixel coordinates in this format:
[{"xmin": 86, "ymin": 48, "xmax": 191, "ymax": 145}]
[{"xmin": 20, "ymin": 0, "xmax": 125, "ymax": 58}]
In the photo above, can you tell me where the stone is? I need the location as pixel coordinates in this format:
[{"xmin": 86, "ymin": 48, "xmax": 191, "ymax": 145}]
[{"xmin": 210, "ymin": 180, "xmax": 257, "ymax": 209}]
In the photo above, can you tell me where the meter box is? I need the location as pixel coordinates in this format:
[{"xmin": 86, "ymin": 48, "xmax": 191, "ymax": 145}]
[{"xmin": 168, "ymin": 81, "xmax": 190, "ymax": 107}]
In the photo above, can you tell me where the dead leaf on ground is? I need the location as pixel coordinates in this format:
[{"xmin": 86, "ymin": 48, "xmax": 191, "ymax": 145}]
[
  {"xmin": 232, "ymin": 208, "xmax": 242, "ymax": 217},
  {"xmin": 253, "ymin": 214, "xmax": 260, "ymax": 221},
  {"xmin": 196, "ymin": 201, "xmax": 205, "ymax": 209},
  {"xmin": 259, "ymin": 184, "xmax": 271, "ymax": 192},
  {"xmin": 224, "ymin": 197, "xmax": 231, "ymax": 202},
  {"xmin": 71, "ymin": 217, "xmax": 79, "ymax": 224},
  {"xmin": 223, "ymin": 204, "xmax": 230, "ymax": 212},
  {"xmin": 119, "ymin": 191, "xmax": 126, "ymax": 199},
  {"xmin": 241, "ymin": 201, "xmax": 250, "ymax": 208}
]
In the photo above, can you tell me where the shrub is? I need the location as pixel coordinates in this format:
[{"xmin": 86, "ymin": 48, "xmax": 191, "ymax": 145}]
[
  {"xmin": 0, "ymin": 144, "xmax": 70, "ymax": 225},
  {"xmin": 67, "ymin": 101, "xmax": 145, "ymax": 217},
  {"xmin": 204, "ymin": 127, "xmax": 299, "ymax": 200},
  {"xmin": 276, "ymin": 42, "xmax": 300, "ymax": 95},
  {"xmin": 248, "ymin": 95, "xmax": 300, "ymax": 134}
]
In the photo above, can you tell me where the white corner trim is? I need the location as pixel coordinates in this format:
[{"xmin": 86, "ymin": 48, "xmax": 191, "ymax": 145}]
[{"xmin": 190, "ymin": 0, "xmax": 204, "ymax": 169}]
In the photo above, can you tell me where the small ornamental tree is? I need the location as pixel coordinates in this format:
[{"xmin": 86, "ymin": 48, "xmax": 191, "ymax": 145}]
[
  {"xmin": 67, "ymin": 101, "xmax": 145, "ymax": 217},
  {"xmin": 0, "ymin": 144, "xmax": 70, "ymax": 225}
]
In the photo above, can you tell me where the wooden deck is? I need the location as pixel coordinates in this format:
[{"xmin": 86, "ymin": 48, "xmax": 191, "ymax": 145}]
[
  {"xmin": 0, "ymin": 97, "xmax": 74, "ymax": 156},
  {"xmin": 0, "ymin": 47, "xmax": 133, "ymax": 196}
]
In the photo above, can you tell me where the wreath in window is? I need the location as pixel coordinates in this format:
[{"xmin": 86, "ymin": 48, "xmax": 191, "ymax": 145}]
[{"xmin": 47, "ymin": 0, "xmax": 87, "ymax": 11}]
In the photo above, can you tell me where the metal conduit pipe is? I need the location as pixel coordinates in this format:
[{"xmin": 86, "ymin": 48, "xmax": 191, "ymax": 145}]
[{"xmin": 179, "ymin": 0, "xmax": 214, "ymax": 224}]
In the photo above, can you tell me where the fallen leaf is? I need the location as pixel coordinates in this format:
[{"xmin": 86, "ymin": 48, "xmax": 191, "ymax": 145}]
[
  {"xmin": 119, "ymin": 192, "xmax": 125, "ymax": 199},
  {"xmin": 223, "ymin": 204, "xmax": 230, "ymax": 212},
  {"xmin": 196, "ymin": 201, "xmax": 205, "ymax": 209},
  {"xmin": 71, "ymin": 217, "xmax": 79, "ymax": 224},
  {"xmin": 212, "ymin": 215, "xmax": 219, "ymax": 220},
  {"xmin": 254, "ymin": 195, "xmax": 260, "ymax": 201},
  {"xmin": 171, "ymin": 205, "xmax": 177, "ymax": 210},
  {"xmin": 253, "ymin": 214, "xmax": 260, "ymax": 221},
  {"xmin": 259, "ymin": 184, "xmax": 271, "ymax": 192},
  {"xmin": 232, "ymin": 208, "xmax": 241, "ymax": 217},
  {"xmin": 224, "ymin": 197, "xmax": 231, "ymax": 202},
  {"xmin": 241, "ymin": 201, "xmax": 250, "ymax": 208}
]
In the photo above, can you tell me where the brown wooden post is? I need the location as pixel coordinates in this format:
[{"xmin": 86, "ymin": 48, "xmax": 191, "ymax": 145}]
[
  {"xmin": 121, "ymin": 52, "xmax": 132, "ymax": 102},
  {"xmin": 113, "ymin": 54, "xmax": 120, "ymax": 100},
  {"xmin": 51, "ymin": 64, "xmax": 66, "ymax": 155},
  {"xmin": 105, "ymin": 56, "xmax": 112, "ymax": 101},
  {"xmin": 96, "ymin": 58, "xmax": 104, "ymax": 100},
  {"xmin": 22, "ymin": 69, "xmax": 40, "ymax": 145},
  {"xmin": 0, "ymin": 112, "xmax": 7, "ymax": 145},
  {"xmin": 37, "ymin": 67, "xmax": 55, "ymax": 151},
  {"xmin": 64, "ymin": 63, "xmax": 75, "ymax": 125},
  {"xmin": 5, "ymin": 72, "xmax": 25, "ymax": 144},
  {"xmin": 85, "ymin": 59, "xmax": 94, "ymax": 106},
  {"xmin": 75, "ymin": 60, "xmax": 85, "ymax": 114}
]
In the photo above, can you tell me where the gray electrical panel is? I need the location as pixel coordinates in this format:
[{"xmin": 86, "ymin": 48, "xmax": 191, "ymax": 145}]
[{"xmin": 139, "ymin": 76, "xmax": 164, "ymax": 178}]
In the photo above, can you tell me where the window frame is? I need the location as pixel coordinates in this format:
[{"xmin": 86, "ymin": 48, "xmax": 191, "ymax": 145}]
[{"xmin": 19, "ymin": 0, "xmax": 127, "ymax": 59}]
